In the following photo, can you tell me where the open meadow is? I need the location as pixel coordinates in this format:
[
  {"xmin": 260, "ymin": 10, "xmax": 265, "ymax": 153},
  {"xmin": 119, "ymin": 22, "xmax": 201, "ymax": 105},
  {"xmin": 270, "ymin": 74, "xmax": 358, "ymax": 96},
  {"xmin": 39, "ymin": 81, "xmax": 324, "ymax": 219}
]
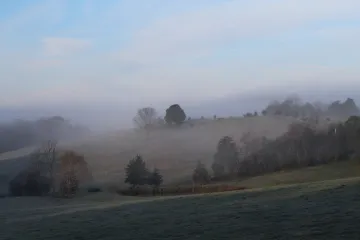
[
  {"xmin": 1, "ymin": 159, "xmax": 360, "ymax": 239},
  {"xmin": 1, "ymin": 176, "xmax": 360, "ymax": 240}
]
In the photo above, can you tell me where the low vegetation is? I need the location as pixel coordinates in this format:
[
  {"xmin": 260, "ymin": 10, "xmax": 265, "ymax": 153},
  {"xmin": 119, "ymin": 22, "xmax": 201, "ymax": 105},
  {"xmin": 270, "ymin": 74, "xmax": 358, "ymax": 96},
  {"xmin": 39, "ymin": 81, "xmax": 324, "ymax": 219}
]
[{"xmin": 8, "ymin": 141, "xmax": 92, "ymax": 198}]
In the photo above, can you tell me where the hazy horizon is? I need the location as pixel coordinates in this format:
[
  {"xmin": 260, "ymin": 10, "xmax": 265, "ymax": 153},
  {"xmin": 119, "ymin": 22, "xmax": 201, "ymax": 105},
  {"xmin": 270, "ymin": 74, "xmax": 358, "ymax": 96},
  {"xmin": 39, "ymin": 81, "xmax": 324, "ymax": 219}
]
[
  {"xmin": 1, "ymin": 1, "xmax": 360, "ymax": 129},
  {"xmin": 1, "ymin": 88, "xmax": 359, "ymax": 131}
]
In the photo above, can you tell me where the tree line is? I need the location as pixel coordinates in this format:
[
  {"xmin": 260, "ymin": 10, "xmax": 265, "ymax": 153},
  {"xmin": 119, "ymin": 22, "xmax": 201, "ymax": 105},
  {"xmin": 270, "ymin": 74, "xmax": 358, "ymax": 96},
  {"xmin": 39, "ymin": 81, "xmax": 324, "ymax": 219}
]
[
  {"xmin": 134, "ymin": 97, "xmax": 360, "ymax": 131},
  {"xmin": 262, "ymin": 96, "xmax": 359, "ymax": 119},
  {"xmin": 190, "ymin": 115, "xmax": 360, "ymax": 184}
]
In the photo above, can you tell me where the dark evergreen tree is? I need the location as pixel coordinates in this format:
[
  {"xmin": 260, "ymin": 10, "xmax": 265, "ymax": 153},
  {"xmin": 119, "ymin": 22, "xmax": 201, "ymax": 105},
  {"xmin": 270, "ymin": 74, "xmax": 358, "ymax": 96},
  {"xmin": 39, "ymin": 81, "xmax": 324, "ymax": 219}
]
[{"xmin": 125, "ymin": 155, "xmax": 149, "ymax": 188}]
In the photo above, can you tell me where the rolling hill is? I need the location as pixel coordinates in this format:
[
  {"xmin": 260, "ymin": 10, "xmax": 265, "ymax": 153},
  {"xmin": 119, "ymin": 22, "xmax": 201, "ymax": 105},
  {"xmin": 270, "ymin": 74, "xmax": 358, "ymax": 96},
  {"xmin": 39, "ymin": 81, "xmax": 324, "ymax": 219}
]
[
  {"xmin": 68, "ymin": 116, "xmax": 299, "ymax": 185},
  {"xmin": 0, "ymin": 115, "xmax": 330, "ymax": 191}
]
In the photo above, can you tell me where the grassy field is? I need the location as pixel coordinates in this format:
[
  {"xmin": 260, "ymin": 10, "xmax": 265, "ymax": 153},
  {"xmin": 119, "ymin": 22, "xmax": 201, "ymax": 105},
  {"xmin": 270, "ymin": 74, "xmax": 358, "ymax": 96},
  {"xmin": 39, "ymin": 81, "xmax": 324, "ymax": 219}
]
[{"xmin": 1, "ymin": 177, "xmax": 360, "ymax": 239}]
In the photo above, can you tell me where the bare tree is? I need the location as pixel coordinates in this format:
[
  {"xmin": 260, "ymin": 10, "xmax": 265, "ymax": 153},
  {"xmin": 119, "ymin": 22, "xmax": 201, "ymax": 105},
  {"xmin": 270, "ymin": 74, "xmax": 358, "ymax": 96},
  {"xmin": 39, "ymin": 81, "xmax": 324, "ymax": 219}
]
[
  {"xmin": 58, "ymin": 150, "xmax": 91, "ymax": 197},
  {"xmin": 31, "ymin": 140, "xmax": 58, "ymax": 193},
  {"xmin": 133, "ymin": 107, "xmax": 158, "ymax": 129}
]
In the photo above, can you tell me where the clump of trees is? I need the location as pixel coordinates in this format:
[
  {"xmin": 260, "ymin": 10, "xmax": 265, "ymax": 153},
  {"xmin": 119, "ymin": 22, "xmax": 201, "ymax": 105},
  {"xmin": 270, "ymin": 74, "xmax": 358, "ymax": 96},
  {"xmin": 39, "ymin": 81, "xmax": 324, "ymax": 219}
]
[
  {"xmin": 191, "ymin": 115, "xmax": 360, "ymax": 185},
  {"xmin": 235, "ymin": 115, "xmax": 360, "ymax": 177},
  {"xmin": 328, "ymin": 98, "xmax": 360, "ymax": 117},
  {"xmin": 8, "ymin": 141, "xmax": 92, "ymax": 197},
  {"xmin": 263, "ymin": 97, "xmax": 320, "ymax": 119},
  {"xmin": 263, "ymin": 96, "xmax": 360, "ymax": 120},
  {"xmin": 124, "ymin": 155, "xmax": 163, "ymax": 195},
  {"xmin": 133, "ymin": 104, "xmax": 188, "ymax": 130}
]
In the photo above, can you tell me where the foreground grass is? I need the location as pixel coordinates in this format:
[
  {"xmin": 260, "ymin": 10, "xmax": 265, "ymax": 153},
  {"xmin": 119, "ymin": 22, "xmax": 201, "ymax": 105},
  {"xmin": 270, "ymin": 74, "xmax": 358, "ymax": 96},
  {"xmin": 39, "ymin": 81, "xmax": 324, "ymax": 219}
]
[{"xmin": 1, "ymin": 177, "xmax": 360, "ymax": 240}]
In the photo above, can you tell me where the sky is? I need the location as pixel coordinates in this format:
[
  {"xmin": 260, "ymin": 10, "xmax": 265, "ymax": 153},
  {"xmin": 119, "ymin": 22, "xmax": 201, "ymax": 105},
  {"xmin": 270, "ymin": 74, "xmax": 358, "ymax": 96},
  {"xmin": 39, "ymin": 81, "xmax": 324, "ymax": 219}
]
[{"xmin": 1, "ymin": 0, "xmax": 360, "ymax": 111}]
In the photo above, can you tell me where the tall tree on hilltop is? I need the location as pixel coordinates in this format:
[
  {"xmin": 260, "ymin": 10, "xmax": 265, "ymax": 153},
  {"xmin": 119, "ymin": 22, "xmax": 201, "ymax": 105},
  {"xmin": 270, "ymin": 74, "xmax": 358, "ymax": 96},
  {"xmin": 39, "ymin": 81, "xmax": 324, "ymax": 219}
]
[
  {"xmin": 165, "ymin": 104, "xmax": 186, "ymax": 125},
  {"xmin": 125, "ymin": 155, "xmax": 149, "ymax": 188},
  {"xmin": 133, "ymin": 107, "xmax": 158, "ymax": 129}
]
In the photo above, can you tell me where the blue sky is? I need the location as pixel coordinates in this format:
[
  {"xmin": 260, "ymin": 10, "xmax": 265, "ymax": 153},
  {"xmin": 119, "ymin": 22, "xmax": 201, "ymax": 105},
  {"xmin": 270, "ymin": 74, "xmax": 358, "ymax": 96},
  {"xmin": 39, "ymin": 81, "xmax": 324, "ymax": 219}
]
[{"xmin": 1, "ymin": 0, "xmax": 360, "ymax": 109}]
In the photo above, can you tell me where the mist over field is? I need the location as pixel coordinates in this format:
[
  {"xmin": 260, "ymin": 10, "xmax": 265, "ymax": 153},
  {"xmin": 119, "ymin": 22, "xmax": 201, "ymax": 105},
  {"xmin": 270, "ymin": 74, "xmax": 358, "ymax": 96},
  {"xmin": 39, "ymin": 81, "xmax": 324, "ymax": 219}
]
[
  {"xmin": 3, "ymin": 1, "xmax": 360, "ymax": 238},
  {"xmin": 1, "ymin": 92, "xmax": 358, "ymax": 186},
  {"xmin": 68, "ymin": 116, "xmax": 295, "ymax": 184}
]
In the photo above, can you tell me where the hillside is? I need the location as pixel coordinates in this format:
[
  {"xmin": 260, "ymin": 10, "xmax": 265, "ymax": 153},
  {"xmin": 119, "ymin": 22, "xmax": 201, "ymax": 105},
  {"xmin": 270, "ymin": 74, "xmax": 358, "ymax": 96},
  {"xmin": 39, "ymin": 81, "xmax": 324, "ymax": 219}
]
[
  {"xmin": 1, "ymin": 176, "xmax": 360, "ymax": 239},
  {"xmin": 0, "ymin": 115, "xmax": 334, "ymax": 189},
  {"xmin": 68, "ymin": 116, "xmax": 299, "ymax": 184}
]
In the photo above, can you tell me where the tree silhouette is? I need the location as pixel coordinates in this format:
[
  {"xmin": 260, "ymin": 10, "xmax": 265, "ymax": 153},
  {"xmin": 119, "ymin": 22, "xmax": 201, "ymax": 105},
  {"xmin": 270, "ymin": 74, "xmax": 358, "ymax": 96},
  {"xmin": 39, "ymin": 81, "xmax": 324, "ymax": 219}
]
[
  {"xmin": 192, "ymin": 161, "xmax": 210, "ymax": 185},
  {"xmin": 31, "ymin": 140, "xmax": 58, "ymax": 193},
  {"xmin": 133, "ymin": 107, "xmax": 158, "ymax": 129},
  {"xmin": 148, "ymin": 168, "xmax": 163, "ymax": 194},
  {"xmin": 165, "ymin": 104, "xmax": 186, "ymax": 125},
  {"xmin": 212, "ymin": 136, "xmax": 239, "ymax": 178},
  {"xmin": 125, "ymin": 155, "xmax": 149, "ymax": 188}
]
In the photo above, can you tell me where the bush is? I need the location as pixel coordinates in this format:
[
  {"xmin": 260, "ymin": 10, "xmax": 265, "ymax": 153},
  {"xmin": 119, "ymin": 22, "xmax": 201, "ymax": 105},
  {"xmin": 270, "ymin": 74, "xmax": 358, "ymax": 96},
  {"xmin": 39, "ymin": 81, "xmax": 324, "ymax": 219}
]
[{"xmin": 9, "ymin": 170, "xmax": 50, "ymax": 196}]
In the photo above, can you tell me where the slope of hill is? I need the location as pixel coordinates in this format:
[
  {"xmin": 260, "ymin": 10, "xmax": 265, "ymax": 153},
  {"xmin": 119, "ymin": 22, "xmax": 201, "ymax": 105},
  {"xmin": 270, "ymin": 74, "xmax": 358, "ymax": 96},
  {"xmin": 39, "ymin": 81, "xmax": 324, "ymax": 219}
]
[
  {"xmin": 1, "ymin": 176, "xmax": 360, "ymax": 240},
  {"xmin": 67, "ymin": 116, "xmax": 298, "ymax": 184},
  {"xmin": 0, "ymin": 114, "xmax": 339, "ymax": 192}
]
